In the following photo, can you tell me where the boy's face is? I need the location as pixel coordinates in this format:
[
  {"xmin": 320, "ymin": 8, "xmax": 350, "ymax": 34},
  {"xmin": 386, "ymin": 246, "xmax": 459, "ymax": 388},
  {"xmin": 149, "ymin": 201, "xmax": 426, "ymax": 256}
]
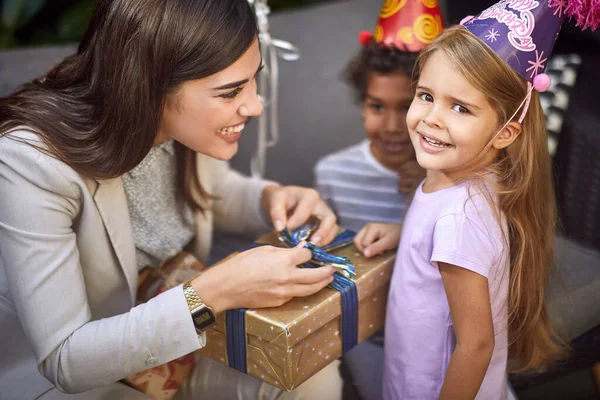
[{"xmin": 362, "ymin": 72, "xmax": 415, "ymax": 171}]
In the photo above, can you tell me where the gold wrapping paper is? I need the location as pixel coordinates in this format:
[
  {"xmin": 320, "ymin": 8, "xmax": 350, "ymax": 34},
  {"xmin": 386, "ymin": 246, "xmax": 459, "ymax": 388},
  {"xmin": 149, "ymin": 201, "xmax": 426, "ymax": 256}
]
[{"xmin": 197, "ymin": 232, "xmax": 395, "ymax": 391}]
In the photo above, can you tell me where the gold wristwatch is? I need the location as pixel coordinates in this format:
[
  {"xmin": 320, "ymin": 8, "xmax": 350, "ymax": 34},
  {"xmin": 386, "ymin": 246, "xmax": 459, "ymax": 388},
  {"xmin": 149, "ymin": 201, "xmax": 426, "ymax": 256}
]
[{"xmin": 183, "ymin": 281, "xmax": 216, "ymax": 333}]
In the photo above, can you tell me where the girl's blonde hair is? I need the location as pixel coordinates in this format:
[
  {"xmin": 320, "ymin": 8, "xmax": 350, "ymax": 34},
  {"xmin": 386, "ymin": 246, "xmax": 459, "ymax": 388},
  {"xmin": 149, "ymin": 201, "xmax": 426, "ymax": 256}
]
[{"xmin": 417, "ymin": 26, "xmax": 563, "ymax": 372}]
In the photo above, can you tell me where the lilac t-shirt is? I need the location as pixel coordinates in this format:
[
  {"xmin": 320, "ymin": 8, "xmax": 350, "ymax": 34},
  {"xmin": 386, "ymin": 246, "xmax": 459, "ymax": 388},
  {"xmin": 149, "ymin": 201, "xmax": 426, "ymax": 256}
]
[{"xmin": 383, "ymin": 181, "xmax": 509, "ymax": 400}]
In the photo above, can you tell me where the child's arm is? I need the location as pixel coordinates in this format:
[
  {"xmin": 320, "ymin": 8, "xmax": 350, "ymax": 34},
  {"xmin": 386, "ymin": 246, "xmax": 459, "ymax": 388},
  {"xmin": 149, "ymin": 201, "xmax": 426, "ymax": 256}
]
[
  {"xmin": 438, "ymin": 262, "xmax": 495, "ymax": 400},
  {"xmin": 354, "ymin": 223, "xmax": 401, "ymax": 257}
]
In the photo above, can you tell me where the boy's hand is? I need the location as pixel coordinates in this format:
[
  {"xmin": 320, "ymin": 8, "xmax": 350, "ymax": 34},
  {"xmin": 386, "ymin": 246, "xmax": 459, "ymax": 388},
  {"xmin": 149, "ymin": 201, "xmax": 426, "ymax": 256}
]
[
  {"xmin": 397, "ymin": 160, "xmax": 425, "ymax": 194},
  {"xmin": 354, "ymin": 223, "xmax": 402, "ymax": 258}
]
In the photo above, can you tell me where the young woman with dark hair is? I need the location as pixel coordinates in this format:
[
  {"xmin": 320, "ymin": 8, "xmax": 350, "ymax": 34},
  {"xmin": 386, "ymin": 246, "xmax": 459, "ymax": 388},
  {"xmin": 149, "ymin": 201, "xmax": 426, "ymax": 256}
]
[{"xmin": 0, "ymin": 1, "xmax": 343, "ymax": 398}]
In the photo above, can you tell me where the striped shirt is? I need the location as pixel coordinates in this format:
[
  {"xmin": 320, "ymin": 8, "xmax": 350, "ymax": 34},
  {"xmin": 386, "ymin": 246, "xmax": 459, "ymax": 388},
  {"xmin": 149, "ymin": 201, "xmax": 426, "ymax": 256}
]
[{"xmin": 314, "ymin": 140, "xmax": 411, "ymax": 232}]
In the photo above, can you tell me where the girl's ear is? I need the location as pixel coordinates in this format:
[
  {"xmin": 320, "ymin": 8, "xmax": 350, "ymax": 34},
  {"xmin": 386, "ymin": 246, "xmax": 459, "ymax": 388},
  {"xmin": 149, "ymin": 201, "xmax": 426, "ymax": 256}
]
[{"xmin": 492, "ymin": 121, "xmax": 521, "ymax": 150}]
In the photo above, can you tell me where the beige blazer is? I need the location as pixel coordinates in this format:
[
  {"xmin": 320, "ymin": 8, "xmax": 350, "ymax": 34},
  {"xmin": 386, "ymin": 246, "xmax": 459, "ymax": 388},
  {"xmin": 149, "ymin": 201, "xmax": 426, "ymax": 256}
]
[{"xmin": 0, "ymin": 130, "xmax": 272, "ymax": 399}]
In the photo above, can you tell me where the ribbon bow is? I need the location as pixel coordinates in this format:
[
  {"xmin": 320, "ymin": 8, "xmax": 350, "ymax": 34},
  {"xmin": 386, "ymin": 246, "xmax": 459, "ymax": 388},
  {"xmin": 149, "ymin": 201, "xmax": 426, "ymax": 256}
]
[{"xmin": 277, "ymin": 222, "xmax": 357, "ymax": 279}]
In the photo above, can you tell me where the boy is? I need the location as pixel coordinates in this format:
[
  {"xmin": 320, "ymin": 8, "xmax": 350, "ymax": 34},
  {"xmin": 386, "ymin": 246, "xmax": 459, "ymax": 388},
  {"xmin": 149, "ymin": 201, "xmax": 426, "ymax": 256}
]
[
  {"xmin": 313, "ymin": 3, "xmax": 445, "ymax": 231},
  {"xmin": 315, "ymin": 3, "xmax": 444, "ymax": 399}
]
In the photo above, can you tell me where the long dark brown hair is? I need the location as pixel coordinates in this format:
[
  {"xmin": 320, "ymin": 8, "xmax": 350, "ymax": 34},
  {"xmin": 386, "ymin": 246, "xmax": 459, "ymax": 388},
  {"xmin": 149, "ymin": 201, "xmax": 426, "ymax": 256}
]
[{"xmin": 0, "ymin": 0, "xmax": 258, "ymax": 210}]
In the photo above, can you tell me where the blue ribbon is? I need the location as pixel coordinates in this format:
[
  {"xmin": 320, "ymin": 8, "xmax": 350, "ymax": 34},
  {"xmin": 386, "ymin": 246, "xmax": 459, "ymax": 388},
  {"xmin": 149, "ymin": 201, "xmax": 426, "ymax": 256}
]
[
  {"xmin": 278, "ymin": 223, "xmax": 356, "ymax": 279},
  {"xmin": 303, "ymin": 261, "xmax": 359, "ymax": 353},
  {"xmin": 226, "ymin": 307, "xmax": 248, "ymax": 373},
  {"xmin": 225, "ymin": 226, "xmax": 359, "ymax": 373}
]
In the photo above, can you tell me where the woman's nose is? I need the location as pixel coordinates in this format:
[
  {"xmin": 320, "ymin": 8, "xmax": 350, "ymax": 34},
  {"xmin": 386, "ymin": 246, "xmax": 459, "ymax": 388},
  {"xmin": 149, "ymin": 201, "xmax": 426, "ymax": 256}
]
[{"xmin": 238, "ymin": 91, "xmax": 264, "ymax": 117}]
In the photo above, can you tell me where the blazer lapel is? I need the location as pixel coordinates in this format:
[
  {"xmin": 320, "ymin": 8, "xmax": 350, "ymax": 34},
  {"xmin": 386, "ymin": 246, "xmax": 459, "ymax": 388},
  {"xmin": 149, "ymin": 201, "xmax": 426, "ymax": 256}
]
[{"xmin": 93, "ymin": 177, "xmax": 138, "ymax": 300}]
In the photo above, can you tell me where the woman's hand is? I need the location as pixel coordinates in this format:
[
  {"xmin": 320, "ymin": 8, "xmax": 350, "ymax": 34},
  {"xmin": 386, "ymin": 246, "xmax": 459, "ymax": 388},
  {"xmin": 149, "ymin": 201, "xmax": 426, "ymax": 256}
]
[
  {"xmin": 354, "ymin": 223, "xmax": 402, "ymax": 258},
  {"xmin": 191, "ymin": 243, "xmax": 335, "ymax": 313},
  {"xmin": 261, "ymin": 184, "xmax": 337, "ymax": 246}
]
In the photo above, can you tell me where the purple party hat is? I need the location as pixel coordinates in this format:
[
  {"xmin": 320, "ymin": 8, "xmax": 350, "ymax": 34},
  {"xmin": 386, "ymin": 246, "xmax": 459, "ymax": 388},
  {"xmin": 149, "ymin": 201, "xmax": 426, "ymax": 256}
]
[{"xmin": 460, "ymin": 0, "xmax": 600, "ymax": 92}]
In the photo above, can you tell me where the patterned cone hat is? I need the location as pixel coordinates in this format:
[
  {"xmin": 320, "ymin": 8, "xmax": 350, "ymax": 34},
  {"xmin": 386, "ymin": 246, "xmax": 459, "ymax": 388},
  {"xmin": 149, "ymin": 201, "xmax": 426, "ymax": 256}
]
[
  {"xmin": 461, "ymin": 0, "xmax": 600, "ymax": 92},
  {"xmin": 361, "ymin": 0, "xmax": 444, "ymax": 52}
]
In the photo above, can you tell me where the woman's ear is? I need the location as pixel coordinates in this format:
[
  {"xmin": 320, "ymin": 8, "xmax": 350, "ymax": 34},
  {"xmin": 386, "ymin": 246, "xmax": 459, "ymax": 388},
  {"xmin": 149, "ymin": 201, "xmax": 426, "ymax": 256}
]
[{"xmin": 492, "ymin": 121, "xmax": 521, "ymax": 150}]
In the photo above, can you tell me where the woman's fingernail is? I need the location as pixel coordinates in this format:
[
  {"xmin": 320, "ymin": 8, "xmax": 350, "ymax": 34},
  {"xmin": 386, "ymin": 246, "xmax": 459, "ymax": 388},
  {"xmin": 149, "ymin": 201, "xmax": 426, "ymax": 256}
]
[
  {"xmin": 364, "ymin": 249, "xmax": 371, "ymax": 257},
  {"xmin": 310, "ymin": 235, "xmax": 321, "ymax": 245},
  {"xmin": 274, "ymin": 220, "xmax": 284, "ymax": 231}
]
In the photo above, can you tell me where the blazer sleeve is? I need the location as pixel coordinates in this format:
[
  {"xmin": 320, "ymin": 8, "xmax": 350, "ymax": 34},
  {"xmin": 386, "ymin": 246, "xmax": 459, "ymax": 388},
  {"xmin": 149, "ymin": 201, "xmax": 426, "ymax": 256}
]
[
  {"xmin": 0, "ymin": 136, "xmax": 203, "ymax": 393},
  {"xmin": 204, "ymin": 156, "xmax": 275, "ymax": 234}
]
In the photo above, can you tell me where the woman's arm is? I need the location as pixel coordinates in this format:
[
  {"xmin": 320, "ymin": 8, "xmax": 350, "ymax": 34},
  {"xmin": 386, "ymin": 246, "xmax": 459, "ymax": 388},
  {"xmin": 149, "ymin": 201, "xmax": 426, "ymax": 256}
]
[
  {"xmin": 0, "ymin": 140, "xmax": 204, "ymax": 393},
  {"xmin": 0, "ymin": 140, "xmax": 337, "ymax": 393},
  {"xmin": 438, "ymin": 262, "xmax": 495, "ymax": 400}
]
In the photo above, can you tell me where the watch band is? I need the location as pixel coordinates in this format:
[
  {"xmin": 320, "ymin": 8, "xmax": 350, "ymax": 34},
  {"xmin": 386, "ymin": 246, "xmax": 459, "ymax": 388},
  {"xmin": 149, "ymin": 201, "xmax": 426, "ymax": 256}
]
[
  {"xmin": 182, "ymin": 281, "xmax": 209, "ymax": 312},
  {"xmin": 183, "ymin": 281, "xmax": 216, "ymax": 332}
]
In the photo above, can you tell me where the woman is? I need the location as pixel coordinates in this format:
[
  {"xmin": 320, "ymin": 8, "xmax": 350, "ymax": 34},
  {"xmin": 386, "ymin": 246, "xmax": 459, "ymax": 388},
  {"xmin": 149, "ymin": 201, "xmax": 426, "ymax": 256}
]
[{"xmin": 0, "ymin": 1, "xmax": 343, "ymax": 399}]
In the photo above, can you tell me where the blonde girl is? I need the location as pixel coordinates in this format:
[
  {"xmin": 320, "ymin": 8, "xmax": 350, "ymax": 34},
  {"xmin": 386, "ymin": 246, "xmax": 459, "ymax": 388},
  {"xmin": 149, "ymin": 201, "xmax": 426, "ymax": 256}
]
[{"xmin": 354, "ymin": 25, "xmax": 562, "ymax": 399}]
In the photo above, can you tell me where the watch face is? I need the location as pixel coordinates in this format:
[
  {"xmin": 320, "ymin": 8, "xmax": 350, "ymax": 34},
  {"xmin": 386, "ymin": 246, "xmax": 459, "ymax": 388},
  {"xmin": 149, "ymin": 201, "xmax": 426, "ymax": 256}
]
[{"xmin": 192, "ymin": 307, "xmax": 216, "ymax": 331}]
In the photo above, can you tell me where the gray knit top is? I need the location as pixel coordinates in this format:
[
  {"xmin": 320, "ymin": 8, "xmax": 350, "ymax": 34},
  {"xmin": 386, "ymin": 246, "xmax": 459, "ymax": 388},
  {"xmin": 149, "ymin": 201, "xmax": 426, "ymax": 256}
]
[{"xmin": 122, "ymin": 140, "xmax": 196, "ymax": 270}]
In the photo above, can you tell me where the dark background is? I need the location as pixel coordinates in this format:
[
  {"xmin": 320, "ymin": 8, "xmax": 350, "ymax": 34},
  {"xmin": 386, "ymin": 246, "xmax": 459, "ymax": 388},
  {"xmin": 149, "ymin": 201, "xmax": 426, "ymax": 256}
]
[{"xmin": 0, "ymin": 0, "xmax": 333, "ymax": 48}]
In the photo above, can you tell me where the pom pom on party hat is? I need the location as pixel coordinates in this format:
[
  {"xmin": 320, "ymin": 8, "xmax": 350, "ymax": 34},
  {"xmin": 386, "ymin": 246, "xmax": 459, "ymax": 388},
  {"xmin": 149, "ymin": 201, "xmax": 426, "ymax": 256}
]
[
  {"xmin": 358, "ymin": 0, "xmax": 445, "ymax": 52},
  {"xmin": 460, "ymin": 0, "xmax": 600, "ymax": 92}
]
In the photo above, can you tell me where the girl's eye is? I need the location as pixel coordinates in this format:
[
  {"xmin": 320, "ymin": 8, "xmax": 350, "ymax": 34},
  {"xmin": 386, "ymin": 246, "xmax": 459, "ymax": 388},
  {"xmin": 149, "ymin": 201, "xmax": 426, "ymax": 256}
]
[
  {"xmin": 219, "ymin": 87, "xmax": 243, "ymax": 99},
  {"xmin": 452, "ymin": 104, "xmax": 470, "ymax": 114},
  {"xmin": 418, "ymin": 92, "xmax": 433, "ymax": 102}
]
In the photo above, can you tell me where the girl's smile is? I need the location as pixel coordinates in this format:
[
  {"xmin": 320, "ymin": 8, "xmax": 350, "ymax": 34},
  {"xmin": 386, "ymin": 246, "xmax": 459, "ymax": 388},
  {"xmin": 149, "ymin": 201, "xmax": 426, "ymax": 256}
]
[{"xmin": 418, "ymin": 132, "xmax": 453, "ymax": 153}]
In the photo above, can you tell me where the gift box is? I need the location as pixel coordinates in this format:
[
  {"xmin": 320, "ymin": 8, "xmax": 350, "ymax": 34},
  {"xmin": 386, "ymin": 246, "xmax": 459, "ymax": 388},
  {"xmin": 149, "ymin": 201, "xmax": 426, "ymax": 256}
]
[{"xmin": 197, "ymin": 231, "xmax": 395, "ymax": 391}]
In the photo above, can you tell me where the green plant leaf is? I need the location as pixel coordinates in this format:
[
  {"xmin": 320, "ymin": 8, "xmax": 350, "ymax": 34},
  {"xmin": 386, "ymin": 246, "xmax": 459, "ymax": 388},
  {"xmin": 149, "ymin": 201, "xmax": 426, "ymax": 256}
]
[{"xmin": 2, "ymin": 0, "xmax": 46, "ymax": 30}]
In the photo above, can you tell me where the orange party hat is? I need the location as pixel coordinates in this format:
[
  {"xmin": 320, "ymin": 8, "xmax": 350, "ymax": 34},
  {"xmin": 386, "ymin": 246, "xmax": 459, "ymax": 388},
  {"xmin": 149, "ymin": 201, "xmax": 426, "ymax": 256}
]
[{"xmin": 360, "ymin": 0, "xmax": 445, "ymax": 52}]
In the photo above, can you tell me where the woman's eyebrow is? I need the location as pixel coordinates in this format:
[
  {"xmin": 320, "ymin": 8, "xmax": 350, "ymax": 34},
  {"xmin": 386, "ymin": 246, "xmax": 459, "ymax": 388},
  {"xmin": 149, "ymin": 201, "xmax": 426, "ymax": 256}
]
[
  {"xmin": 211, "ymin": 61, "xmax": 264, "ymax": 91},
  {"xmin": 212, "ymin": 79, "xmax": 249, "ymax": 90}
]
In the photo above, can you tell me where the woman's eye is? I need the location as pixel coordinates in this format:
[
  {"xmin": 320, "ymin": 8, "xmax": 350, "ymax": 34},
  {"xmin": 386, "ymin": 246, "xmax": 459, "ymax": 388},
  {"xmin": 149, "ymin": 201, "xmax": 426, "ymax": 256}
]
[
  {"xmin": 219, "ymin": 87, "xmax": 243, "ymax": 99},
  {"xmin": 418, "ymin": 92, "xmax": 433, "ymax": 102},
  {"xmin": 452, "ymin": 104, "xmax": 470, "ymax": 114}
]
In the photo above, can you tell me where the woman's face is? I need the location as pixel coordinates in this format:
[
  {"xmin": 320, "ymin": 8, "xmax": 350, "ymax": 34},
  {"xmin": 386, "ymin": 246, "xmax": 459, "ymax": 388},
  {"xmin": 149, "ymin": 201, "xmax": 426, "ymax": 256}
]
[{"xmin": 157, "ymin": 39, "xmax": 264, "ymax": 160}]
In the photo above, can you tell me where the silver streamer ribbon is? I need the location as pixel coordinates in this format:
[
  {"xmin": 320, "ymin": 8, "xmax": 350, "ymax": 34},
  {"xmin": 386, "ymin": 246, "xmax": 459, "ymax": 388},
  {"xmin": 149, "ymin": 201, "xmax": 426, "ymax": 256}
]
[{"xmin": 248, "ymin": 0, "xmax": 301, "ymax": 178}]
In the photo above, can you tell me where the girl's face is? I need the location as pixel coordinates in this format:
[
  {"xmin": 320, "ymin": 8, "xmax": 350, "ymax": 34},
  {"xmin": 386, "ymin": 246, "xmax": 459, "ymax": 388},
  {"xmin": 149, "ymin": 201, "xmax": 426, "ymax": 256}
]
[
  {"xmin": 406, "ymin": 50, "xmax": 501, "ymax": 183},
  {"xmin": 157, "ymin": 40, "xmax": 263, "ymax": 160}
]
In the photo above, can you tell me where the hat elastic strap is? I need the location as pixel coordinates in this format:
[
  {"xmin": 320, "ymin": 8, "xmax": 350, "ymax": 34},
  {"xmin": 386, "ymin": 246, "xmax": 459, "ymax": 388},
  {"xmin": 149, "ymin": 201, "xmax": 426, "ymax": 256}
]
[
  {"xmin": 518, "ymin": 83, "xmax": 533, "ymax": 124},
  {"xmin": 480, "ymin": 82, "xmax": 533, "ymax": 155}
]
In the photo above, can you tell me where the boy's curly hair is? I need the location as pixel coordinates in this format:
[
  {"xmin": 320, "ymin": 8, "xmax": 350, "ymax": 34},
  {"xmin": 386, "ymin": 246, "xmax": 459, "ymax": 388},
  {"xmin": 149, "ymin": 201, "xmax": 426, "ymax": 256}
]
[{"xmin": 343, "ymin": 39, "xmax": 419, "ymax": 103}]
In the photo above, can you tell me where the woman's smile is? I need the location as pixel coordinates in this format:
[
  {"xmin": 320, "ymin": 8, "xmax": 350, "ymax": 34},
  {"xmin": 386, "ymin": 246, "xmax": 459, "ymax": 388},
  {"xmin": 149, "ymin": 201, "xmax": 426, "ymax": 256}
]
[{"xmin": 216, "ymin": 121, "xmax": 246, "ymax": 143}]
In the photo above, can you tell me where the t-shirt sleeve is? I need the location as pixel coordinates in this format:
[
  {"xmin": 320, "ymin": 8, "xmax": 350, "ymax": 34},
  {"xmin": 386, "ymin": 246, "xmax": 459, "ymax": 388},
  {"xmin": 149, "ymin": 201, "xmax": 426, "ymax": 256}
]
[{"xmin": 431, "ymin": 203, "xmax": 504, "ymax": 278}]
